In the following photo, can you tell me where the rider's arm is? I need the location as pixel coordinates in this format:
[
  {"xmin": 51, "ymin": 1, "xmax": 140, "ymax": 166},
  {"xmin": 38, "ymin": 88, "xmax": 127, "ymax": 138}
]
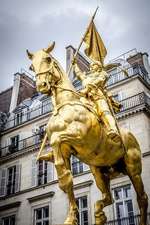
[{"xmin": 73, "ymin": 63, "xmax": 86, "ymax": 81}]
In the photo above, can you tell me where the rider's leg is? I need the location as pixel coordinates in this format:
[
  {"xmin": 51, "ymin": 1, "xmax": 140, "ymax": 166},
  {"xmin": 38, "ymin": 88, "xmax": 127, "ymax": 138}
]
[{"xmin": 96, "ymin": 99, "xmax": 120, "ymax": 141}]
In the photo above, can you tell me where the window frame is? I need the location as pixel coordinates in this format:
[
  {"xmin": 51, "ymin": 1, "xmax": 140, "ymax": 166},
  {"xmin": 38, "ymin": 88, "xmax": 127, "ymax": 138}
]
[
  {"xmin": 71, "ymin": 156, "xmax": 89, "ymax": 175},
  {"xmin": 75, "ymin": 193, "xmax": 91, "ymax": 225},
  {"xmin": 6, "ymin": 165, "xmax": 16, "ymax": 195},
  {"xmin": 112, "ymin": 184, "xmax": 135, "ymax": 220},
  {"xmin": 32, "ymin": 203, "xmax": 51, "ymax": 225},
  {"xmin": 37, "ymin": 160, "xmax": 48, "ymax": 186},
  {"xmin": 9, "ymin": 135, "xmax": 19, "ymax": 153},
  {"xmin": 2, "ymin": 214, "xmax": 16, "ymax": 225}
]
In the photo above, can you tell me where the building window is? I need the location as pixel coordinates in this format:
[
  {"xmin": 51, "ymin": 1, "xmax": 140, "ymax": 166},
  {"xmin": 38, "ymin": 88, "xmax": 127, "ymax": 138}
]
[
  {"xmin": 72, "ymin": 156, "xmax": 83, "ymax": 175},
  {"xmin": 2, "ymin": 215, "xmax": 15, "ymax": 225},
  {"xmin": 0, "ymin": 164, "xmax": 21, "ymax": 196},
  {"xmin": 14, "ymin": 112, "xmax": 23, "ymax": 126},
  {"xmin": 34, "ymin": 206, "xmax": 49, "ymax": 225},
  {"xmin": 31, "ymin": 156, "xmax": 53, "ymax": 187},
  {"xmin": 7, "ymin": 166, "xmax": 16, "ymax": 195},
  {"xmin": 113, "ymin": 185, "xmax": 134, "ymax": 225},
  {"xmin": 76, "ymin": 196, "xmax": 88, "ymax": 225},
  {"xmin": 38, "ymin": 161, "xmax": 48, "ymax": 186},
  {"xmin": 9, "ymin": 135, "xmax": 19, "ymax": 153}
]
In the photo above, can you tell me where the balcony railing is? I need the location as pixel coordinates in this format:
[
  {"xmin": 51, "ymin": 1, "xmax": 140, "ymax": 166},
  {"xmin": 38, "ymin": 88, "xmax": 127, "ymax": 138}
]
[
  {"xmin": 0, "ymin": 133, "xmax": 44, "ymax": 157},
  {"xmin": 73, "ymin": 64, "xmax": 150, "ymax": 89},
  {"xmin": 107, "ymin": 64, "xmax": 150, "ymax": 86},
  {"xmin": 4, "ymin": 99, "xmax": 53, "ymax": 130},
  {"xmin": 117, "ymin": 92, "xmax": 150, "ymax": 115},
  {"xmin": 2, "ymin": 89, "xmax": 150, "ymax": 132},
  {"xmin": 1, "ymin": 92, "xmax": 149, "ymax": 158},
  {"xmin": 106, "ymin": 213, "xmax": 150, "ymax": 225}
]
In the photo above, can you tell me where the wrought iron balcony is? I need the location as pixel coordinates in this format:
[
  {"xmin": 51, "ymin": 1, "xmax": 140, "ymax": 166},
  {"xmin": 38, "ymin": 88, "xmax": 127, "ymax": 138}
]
[
  {"xmin": 3, "ymin": 99, "xmax": 53, "ymax": 130},
  {"xmin": 73, "ymin": 64, "xmax": 150, "ymax": 89},
  {"xmin": 105, "ymin": 213, "xmax": 150, "ymax": 225},
  {"xmin": 0, "ymin": 133, "xmax": 44, "ymax": 158},
  {"xmin": 1, "ymin": 93, "xmax": 149, "ymax": 159},
  {"xmin": 2, "ymin": 89, "xmax": 150, "ymax": 132},
  {"xmin": 107, "ymin": 64, "xmax": 150, "ymax": 87},
  {"xmin": 116, "ymin": 92, "xmax": 150, "ymax": 118}
]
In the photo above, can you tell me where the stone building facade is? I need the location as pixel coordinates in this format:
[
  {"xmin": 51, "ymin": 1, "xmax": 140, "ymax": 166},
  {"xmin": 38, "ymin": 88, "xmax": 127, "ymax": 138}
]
[{"xmin": 0, "ymin": 47, "xmax": 150, "ymax": 225}]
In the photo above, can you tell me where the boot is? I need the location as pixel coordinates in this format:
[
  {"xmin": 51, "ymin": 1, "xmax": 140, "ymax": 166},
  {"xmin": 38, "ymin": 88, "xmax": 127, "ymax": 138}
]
[{"xmin": 101, "ymin": 112, "xmax": 121, "ymax": 142}]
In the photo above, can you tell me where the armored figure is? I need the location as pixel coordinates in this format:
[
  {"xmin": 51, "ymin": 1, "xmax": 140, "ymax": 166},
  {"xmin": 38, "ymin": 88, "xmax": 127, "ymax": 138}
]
[{"xmin": 73, "ymin": 60, "xmax": 121, "ymax": 142}]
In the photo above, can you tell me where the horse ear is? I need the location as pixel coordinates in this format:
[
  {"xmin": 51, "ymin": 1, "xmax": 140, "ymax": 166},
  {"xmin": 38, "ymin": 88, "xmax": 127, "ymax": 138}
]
[
  {"xmin": 44, "ymin": 42, "xmax": 55, "ymax": 54},
  {"xmin": 26, "ymin": 49, "xmax": 34, "ymax": 60}
]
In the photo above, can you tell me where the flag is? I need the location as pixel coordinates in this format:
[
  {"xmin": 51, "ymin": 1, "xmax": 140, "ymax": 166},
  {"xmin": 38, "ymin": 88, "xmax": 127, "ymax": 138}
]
[{"xmin": 84, "ymin": 21, "xmax": 107, "ymax": 65}]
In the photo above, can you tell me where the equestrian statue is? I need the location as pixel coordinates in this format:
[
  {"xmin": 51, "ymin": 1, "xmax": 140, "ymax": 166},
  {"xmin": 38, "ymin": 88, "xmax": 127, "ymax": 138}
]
[{"xmin": 26, "ymin": 7, "xmax": 148, "ymax": 225}]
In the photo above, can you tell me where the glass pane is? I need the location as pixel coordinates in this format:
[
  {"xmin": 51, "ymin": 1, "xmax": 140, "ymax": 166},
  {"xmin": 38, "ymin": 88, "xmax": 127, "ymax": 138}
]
[
  {"xmin": 116, "ymin": 202, "xmax": 124, "ymax": 219},
  {"xmin": 124, "ymin": 186, "xmax": 131, "ymax": 198},
  {"xmin": 114, "ymin": 188, "xmax": 122, "ymax": 200},
  {"xmin": 39, "ymin": 161, "xmax": 43, "ymax": 172},
  {"xmin": 10, "ymin": 216, "xmax": 15, "ymax": 225},
  {"xmin": 82, "ymin": 197, "xmax": 87, "ymax": 208},
  {"xmin": 3, "ymin": 218, "xmax": 9, "ymax": 225},
  {"xmin": 36, "ymin": 222, "xmax": 42, "ymax": 225},
  {"xmin": 43, "ymin": 206, "xmax": 49, "ymax": 218},
  {"xmin": 125, "ymin": 200, "xmax": 134, "ymax": 214},
  {"xmin": 43, "ymin": 221, "xmax": 49, "ymax": 225},
  {"xmin": 36, "ymin": 209, "xmax": 42, "ymax": 219},
  {"xmin": 79, "ymin": 163, "xmax": 83, "ymax": 173},
  {"xmin": 83, "ymin": 210, "xmax": 88, "ymax": 222}
]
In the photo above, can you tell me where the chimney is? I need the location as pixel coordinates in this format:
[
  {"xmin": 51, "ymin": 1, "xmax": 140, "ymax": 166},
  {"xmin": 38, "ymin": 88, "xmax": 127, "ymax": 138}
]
[
  {"xmin": 127, "ymin": 52, "xmax": 144, "ymax": 66},
  {"xmin": 9, "ymin": 73, "xmax": 20, "ymax": 112},
  {"xmin": 66, "ymin": 45, "xmax": 75, "ymax": 81},
  {"xmin": 9, "ymin": 72, "xmax": 36, "ymax": 112},
  {"xmin": 66, "ymin": 45, "xmax": 90, "ymax": 81}
]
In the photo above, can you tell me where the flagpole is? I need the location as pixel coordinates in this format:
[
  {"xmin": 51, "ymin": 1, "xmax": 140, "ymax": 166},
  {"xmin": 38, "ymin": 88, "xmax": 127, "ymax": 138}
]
[{"xmin": 67, "ymin": 6, "xmax": 99, "ymax": 77}]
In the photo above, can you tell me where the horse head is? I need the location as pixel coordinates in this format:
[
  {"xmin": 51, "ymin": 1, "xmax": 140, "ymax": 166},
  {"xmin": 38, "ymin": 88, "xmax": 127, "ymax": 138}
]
[{"xmin": 27, "ymin": 42, "xmax": 62, "ymax": 95}]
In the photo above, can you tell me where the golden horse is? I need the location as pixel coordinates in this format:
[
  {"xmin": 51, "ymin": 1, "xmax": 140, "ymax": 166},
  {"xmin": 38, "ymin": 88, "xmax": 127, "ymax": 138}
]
[{"xmin": 27, "ymin": 43, "xmax": 148, "ymax": 225}]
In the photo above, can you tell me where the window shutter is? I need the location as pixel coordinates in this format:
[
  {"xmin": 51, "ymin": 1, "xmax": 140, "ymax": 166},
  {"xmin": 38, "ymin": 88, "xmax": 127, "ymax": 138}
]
[
  {"xmin": 0, "ymin": 168, "xmax": 7, "ymax": 197},
  {"xmin": 2, "ymin": 139, "xmax": 9, "ymax": 156},
  {"xmin": 18, "ymin": 134, "xmax": 23, "ymax": 151},
  {"xmin": 47, "ymin": 162, "xmax": 53, "ymax": 182},
  {"xmin": 31, "ymin": 157, "xmax": 37, "ymax": 187},
  {"xmin": 15, "ymin": 164, "xmax": 21, "ymax": 193}
]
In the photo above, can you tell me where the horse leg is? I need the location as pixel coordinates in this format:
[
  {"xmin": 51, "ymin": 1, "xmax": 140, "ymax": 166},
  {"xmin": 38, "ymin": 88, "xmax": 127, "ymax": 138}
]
[
  {"xmin": 124, "ymin": 147, "xmax": 148, "ymax": 225},
  {"xmin": 90, "ymin": 166, "xmax": 113, "ymax": 225},
  {"xmin": 53, "ymin": 144, "xmax": 78, "ymax": 225}
]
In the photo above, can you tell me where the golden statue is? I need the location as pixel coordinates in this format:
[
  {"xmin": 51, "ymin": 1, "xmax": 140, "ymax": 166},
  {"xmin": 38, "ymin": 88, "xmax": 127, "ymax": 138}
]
[{"xmin": 26, "ymin": 7, "xmax": 148, "ymax": 225}]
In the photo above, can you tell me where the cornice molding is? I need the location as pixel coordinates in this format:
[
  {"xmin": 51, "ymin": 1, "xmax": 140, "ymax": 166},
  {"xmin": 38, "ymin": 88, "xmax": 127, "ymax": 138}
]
[
  {"xmin": 27, "ymin": 191, "xmax": 55, "ymax": 203},
  {"xmin": 0, "ymin": 201, "xmax": 21, "ymax": 211}
]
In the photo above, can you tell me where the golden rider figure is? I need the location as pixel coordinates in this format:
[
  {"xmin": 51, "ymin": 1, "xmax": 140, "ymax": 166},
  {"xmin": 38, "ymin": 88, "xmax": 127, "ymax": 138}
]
[{"xmin": 73, "ymin": 60, "xmax": 121, "ymax": 142}]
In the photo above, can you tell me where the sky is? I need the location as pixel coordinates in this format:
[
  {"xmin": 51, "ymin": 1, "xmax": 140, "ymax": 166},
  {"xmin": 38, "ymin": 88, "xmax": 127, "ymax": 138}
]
[{"xmin": 0, "ymin": 0, "xmax": 150, "ymax": 92}]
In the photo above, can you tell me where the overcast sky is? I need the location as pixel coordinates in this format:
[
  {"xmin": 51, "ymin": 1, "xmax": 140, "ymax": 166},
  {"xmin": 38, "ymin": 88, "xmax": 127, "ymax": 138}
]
[{"xmin": 0, "ymin": 0, "xmax": 150, "ymax": 92}]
